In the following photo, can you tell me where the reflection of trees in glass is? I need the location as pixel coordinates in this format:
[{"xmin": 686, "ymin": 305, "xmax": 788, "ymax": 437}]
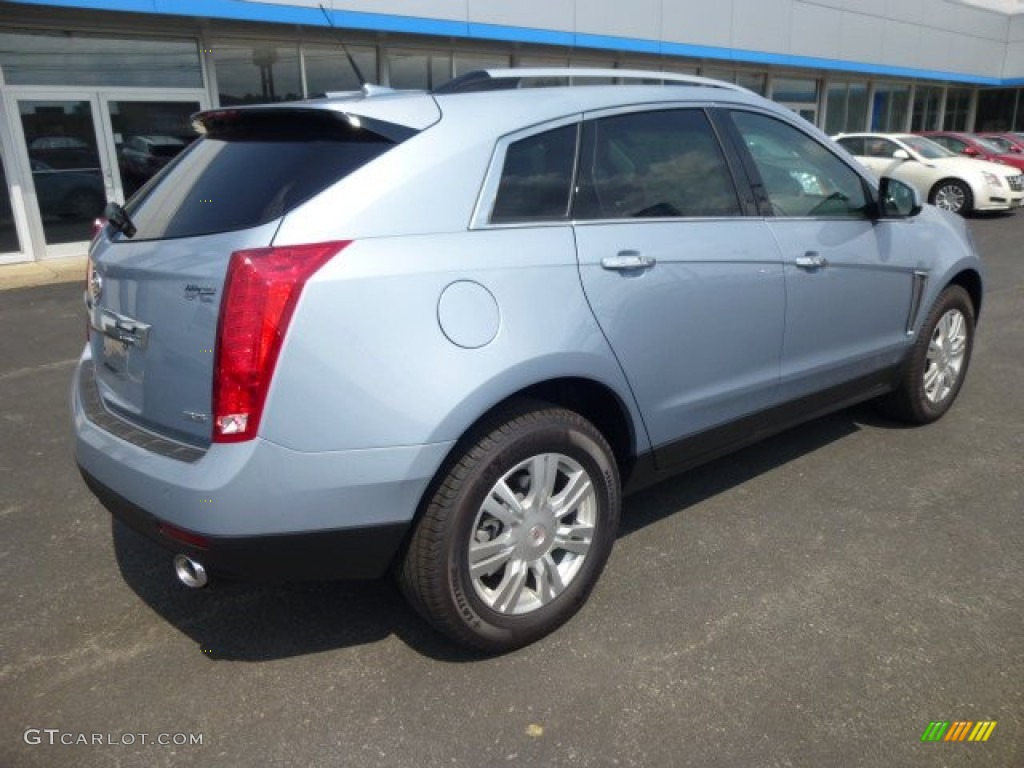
[
  {"xmin": 215, "ymin": 43, "xmax": 301, "ymax": 104},
  {"xmin": 304, "ymin": 45, "xmax": 377, "ymax": 95},
  {"xmin": 0, "ymin": 31, "xmax": 202, "ymax": 87}
]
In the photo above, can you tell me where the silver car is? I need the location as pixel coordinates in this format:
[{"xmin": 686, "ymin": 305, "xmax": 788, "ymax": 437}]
[{"xmin": 73, "ymin": 69, "xmax": 983, "ymax": 652}]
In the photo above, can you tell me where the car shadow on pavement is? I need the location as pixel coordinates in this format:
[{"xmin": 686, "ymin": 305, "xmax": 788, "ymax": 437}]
[
  {"xmin": 112, "ymin": 521, "xmax": 477, "ymax": 663},
  {"xmin": 112, "ymin": 404, "xmax": 879, "ymax": 663},
  {"xmin": 618, "ymin": 406, "xmax": 868, "ymax": 537}
]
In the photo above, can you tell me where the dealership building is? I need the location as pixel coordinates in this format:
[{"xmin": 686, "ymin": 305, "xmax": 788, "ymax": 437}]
[{"xmin": 1, "ymin": 0, "xmax": 1022, "ymax": 265}]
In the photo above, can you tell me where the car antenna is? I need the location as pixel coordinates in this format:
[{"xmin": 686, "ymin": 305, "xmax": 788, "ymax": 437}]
[{"xmin": 318, "ymin": 3, "xmax": 368, "ymax": 87}]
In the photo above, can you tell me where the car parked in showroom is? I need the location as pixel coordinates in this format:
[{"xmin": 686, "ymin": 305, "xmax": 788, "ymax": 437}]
[
  {"xmin": 917, "ymin": 130, "xmax": 1024, "ymax": 172},
  {"xmin": 75, "ymin": 70, "xmax": 984, "ymax": 652},
  {"xmin": 834, "ymin": 132, "xmax": 1024, "ymax": 214}
]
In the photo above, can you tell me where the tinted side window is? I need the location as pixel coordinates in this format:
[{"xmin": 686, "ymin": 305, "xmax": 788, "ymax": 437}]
[
  {"xmin": 863, "ymin": 138, "xmax": 901, "ymax": 158},
  {"xmin": 731, "ymin": 111, "xmax": 869, "ymax": 218},
  {"xmin": 575, "ymin": 109, "xmax": 741, "ymax": 220},
  {"xmin": 836, "ymin": 136, "xmax": 865, "ymax": 155},
  {"xmin": 490, "ymin": 124, "xmax": 576, "ymax": 223},
  {"xmin": 125, "ymin": 110, "xmax": 395, "ymax": 241},
  {"xmin": 935, "ymin": 136, "xmax": 966, "ymax": 153}
]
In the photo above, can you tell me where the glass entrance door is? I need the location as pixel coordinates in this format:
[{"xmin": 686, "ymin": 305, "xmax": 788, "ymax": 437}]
[
  {"xmin": 0, "ymin": 144, "xmax": 23, "ymax": 259},
  {"xmin": 8, "ymin": 90, "xmax": 204, "ymax": 259},
  {"xmin": 15, "ymin": 95, "xmax": 109, "ymax": 255}
]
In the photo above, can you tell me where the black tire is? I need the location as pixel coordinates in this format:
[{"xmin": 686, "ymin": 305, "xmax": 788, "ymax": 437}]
[
  {"xmin": 876, "ymin": 285, "xmax": 975, "ymax": 424},
  {"xmin": 929, "ymin": 178, "xmax": 973, "ymax": 215},
  {"xmin": 400, "ymin": 401, "xmax": 620, "ymax": 652}
]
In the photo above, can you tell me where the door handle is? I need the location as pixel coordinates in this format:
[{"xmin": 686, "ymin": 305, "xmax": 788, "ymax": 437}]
[
  {"xmin": 795, "ymin": 252, "xmax": 828, "ymax": 270},
  {"xmin": 601, "ymin": 251, "xmax": 657, "ymax": 271}
]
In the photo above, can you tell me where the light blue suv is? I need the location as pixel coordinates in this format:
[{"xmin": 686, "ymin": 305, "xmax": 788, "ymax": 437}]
[{"xmin": 73, "ymin": 69, "xmax": 982, "ymax": 651}]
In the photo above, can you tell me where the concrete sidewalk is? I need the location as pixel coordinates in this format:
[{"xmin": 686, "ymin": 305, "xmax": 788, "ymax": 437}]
[{"xmin": 0, "ymin": 256, "xmax": 87, "ymax": 291}]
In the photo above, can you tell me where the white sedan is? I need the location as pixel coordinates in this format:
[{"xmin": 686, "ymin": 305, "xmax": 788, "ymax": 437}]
[{"xmin": 833, "ymin": 132, "xmax": 1024, "ymax": 215}]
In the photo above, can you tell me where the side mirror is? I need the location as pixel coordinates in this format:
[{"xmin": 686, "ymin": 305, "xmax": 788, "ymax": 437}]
[
  {"xmin": 962, "ymin": 147, "xmax": 979, "ymax": 157},
  {"xmin": 103, "ymin": 201, "xmax": 137, "ymax": 238},
  {"xmin": 878, "ymin": 177, "xmax": 922, "ymax": 218},
  {"xmin": 892, "ymin": 149, "xmax": 910, "ymax": 161}
]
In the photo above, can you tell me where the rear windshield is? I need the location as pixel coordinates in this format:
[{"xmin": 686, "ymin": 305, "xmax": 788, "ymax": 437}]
[{"xmin": 123, "ymin": 109, "xmax": 397, "ymax": 241}]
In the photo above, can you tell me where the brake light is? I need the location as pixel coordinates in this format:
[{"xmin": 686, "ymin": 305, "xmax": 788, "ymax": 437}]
[{"xmin": 212, "ymin": 241, "xmax": 349, "ymax": 443}]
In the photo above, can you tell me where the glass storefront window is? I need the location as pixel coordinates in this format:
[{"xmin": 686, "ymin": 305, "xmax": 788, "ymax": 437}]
[
  {"xmin": 911, "ymin": 85, "xmax": 943, "ymax": 131},
  {"xmin": 975, "ymin": 88, "xmax": 1020, "ymax": 132},
  {"xmin": 108, "ymin": 101, "xmax": 200, "ymax": 199},
  {"xmin": 454, "ymin": 53, "xmax": 511, "ymax": 79},
  {"xmin": 771, "ymin": 77, "xmax": 819, "ymax": 124},
  {"xmin": 944, "ymin": 87, "xmax": 973, "ymax": 131},
  {"xmin": 19, "ymin": 100, "xmax": 105, "ymax": 246},
  {"xmin": 736, "ymin": 73, "xmax": 767, "ymax": 96},
  {"xmin": 569, "ymin": 59, "xmax": 614, "ymax": 84},
  {"xmin": 303, "ymin": 44, "xmax": 378, "ymax": 96},
  {"xmin": 660, "ymin": 62, "xmax": 699, "ymax": 75},
  {"xmin": 825, "ymin": 81, "xmax": 868, "ymax": 135},
  {"xmin": 771, "ymin": 77, "xmax": 819, "ymax": 105},
  {"xmin": 0, "ymin": 149, "xmax": 20, "ymax": 254},
  {"xmin": 213, "ymin": 42, "xmax": 301, "ymax": 105},
  {"xmin": 702, "ymin": 68, "xmax": 735, "ymax": 83},
  {"xmin": 0, "ymin": 30, "xmax": 202, "ymax": 88},
  {"xmin": 517, "ymin": 56, "xmax": 569, "ymax": 68},
  {"xmin": 388, "ymin": 50, "xmax": 451, "ymax": 89},
  {"xmin": 871, "ymin": 83, "xmax": 910, "ymax": 131}
]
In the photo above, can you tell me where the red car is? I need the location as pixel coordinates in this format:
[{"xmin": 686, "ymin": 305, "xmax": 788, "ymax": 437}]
[
  {"xmin": 916, "ymin": 131, "xmax": 1024, "ymax": 172},
  {"xmin": 977, "ymin": 132, "xmax": 1024, "ymax": 156}
]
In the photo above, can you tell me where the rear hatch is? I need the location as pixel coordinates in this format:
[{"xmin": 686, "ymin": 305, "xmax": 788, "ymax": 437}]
[{"xmin": 86, "ymin": 100, "xmax": 430, "ymax": 447}]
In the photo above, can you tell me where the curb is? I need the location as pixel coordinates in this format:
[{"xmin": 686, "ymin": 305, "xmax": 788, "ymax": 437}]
[{"xmin": 0, "ymin": 256, "xmax": 87, "ymax": 291}]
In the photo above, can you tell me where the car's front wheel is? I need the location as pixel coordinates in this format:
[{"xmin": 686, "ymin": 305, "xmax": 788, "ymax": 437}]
[
  {"xmin": 929, "ymin": 179, "xmax": 973, "ymax": 215},
  {"xmin": 877, "ymin": 285, "xmax": 976, "ymax": 424},
  {"xmin": 400, "ymin": 402, "xmax": 620, "ymax": 652}
]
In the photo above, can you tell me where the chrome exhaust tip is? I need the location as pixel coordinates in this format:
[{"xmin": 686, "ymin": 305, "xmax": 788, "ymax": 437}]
[{"xmin": 173, "ymin": 554, "xmax": 208, "ymax": 588}]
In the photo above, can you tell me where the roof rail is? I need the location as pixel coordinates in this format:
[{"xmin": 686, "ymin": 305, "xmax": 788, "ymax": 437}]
[{"xmin": 433, "ymin": 68, "xmax": 749, "ymax": 95}]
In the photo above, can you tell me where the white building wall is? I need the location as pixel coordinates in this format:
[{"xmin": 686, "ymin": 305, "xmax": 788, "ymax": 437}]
[
  {"xmin": 1007, "ymin": 14, "xmax": 1024, "ymax": 78},
  {"xmin": 265, "ymin": 0, "xmax": 1022, "ymax": 79}
]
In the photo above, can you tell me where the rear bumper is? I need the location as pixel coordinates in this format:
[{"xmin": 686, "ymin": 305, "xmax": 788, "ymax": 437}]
[
  {"xmin": 81, "ymin": 468, "xmax": 408, "ymax": 581},
  {"xmin": 72, "ymin": 351, "xmax": 454, "ymax": 581}
]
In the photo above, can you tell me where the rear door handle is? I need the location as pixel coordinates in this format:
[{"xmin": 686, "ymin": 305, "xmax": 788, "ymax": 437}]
[
  {"xmin": 795, "ymin": 252, "xmax": 828, "ymax": 270},
  {"xmin": 601, "ymin": 251, "xmax": 657, "ymax": 271}
]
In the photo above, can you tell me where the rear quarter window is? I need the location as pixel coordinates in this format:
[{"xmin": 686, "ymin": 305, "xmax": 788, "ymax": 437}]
[
  {"xmin": 490, "ymin": 124, "xmax": 577, "ymax": 223},
  {"xmin": 124, "ymin": 109, "xmax": 396, "ymax": 241}
]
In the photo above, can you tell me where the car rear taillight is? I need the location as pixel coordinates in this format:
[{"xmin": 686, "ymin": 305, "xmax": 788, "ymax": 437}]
[{"xmin": 212, "ymin": 241, "xmax": 350, "ymax": 443}]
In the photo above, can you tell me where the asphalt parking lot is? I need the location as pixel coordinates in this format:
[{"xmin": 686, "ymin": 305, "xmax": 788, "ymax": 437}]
[{"xmin": 2, "ymin": 214, "xmax": 1021, "ymax": 768}]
